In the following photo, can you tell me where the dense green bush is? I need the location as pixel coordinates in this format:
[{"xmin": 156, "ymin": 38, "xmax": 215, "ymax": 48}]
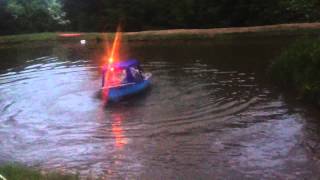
[{"xmin": 271, "ymin": 37, "xmax": 320, "ymax": 105}]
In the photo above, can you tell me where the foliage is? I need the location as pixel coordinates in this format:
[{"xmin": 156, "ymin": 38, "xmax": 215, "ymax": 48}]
[
  {"xmin": 0, "ymin": 164, "xmax": 79, "ymax": 180},
  {"xmin": 0, "ymin": 0, "xmax": 68, "ymax": 35},
  {"xmin": 61, "ymin": 0, "xmax": 320, "ymax": 32},
  {"xmin": 280, "ymin": 0, "xmax": 320, "ymax": 21},
  {"xmin": 0, "ymin": 0, "xmax": 320, "ymax": 34},
  {"xmin": 271, "ymin": 37, "xmax": 320, "ymax": 104}
]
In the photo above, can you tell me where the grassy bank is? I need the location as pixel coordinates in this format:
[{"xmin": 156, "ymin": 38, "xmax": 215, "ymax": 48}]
[
  {"xmin": 0, "ymin": 23, "xmax": 320, "ymax": 44},
  {"xmin": 0, "ymin": 32, "xmax": 110, "ymax": 44},
  {"xmin": 270, "ymin": 37, "xmax": 320, "ymax": 106},
  {"xmin": 125, "ymin": 22, "xmax": 320, "ymax": 40},
  {"xmin": 0, "ymin": 164, "xmax": 79, "ymax": 180}
]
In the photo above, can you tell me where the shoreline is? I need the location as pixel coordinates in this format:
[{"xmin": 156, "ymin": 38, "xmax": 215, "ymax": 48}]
[
  {"xmin": 125, "ymin": 22, "xmax": 320, "ymax": 38},
  {"xmin": 0, "ymin": 22, "xmax": 320, "ymax": 44}
]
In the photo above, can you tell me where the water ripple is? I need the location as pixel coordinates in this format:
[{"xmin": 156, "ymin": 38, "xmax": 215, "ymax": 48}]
[{"xmin": 0, "ymin": 41, "xmax": 318, "ymax": 179}]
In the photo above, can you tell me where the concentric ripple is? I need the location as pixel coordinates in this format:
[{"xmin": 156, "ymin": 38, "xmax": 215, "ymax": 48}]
[{"xmin": 0, "ymin": 40, "xmax": 319, "ymax": 179}]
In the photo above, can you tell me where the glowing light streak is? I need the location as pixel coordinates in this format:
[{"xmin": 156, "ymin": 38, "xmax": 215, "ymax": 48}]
[{"xmin": 101, "ymin": 25, "xmax": 123, "ymax": 102}]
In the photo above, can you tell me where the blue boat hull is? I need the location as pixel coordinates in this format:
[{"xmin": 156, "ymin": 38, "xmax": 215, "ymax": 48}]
[{"xmin": 106, "ymin": 74, "xmax": 151, "ymax": 102}]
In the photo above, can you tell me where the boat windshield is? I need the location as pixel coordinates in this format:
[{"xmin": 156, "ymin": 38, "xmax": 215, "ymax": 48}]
[{"xmin": 108, "ymin": 68, "xmax": 127, "ymax": 85}]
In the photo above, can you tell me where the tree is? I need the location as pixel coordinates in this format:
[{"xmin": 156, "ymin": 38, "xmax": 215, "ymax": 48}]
[
  {"xmin": 3, "ymin": 0, "xmax": 67, "ymax": 33},
  {"xmin": 1, "ymin": 0, "xmax": 320, "ymax": 34},
  {"xmin": 0, "ymin": 0, "xmax": 17, "ymax": 35},
  {"xmin": 280, "ymin": 0, "xmax": 320, "ymax": 22}
]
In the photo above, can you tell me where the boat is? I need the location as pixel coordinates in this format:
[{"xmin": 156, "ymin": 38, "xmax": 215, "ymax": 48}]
[{"xmin": 101, "ymin": 59, "xmax": 152, "ymax": 102}]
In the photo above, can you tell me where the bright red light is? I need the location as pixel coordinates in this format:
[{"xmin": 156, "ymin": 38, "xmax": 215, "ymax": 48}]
[
  {"xmin": 101, "ymin": 25, "xmax": 123, "ymax": 103},
  {"xmin": 101, "ymin": 25, "xmax": 122, "ymax": 89}
]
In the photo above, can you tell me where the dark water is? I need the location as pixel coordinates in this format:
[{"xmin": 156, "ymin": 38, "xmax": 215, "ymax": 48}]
[{"xmin": 1, "ymin": 37, "xmax": 320, "ymax": 179}]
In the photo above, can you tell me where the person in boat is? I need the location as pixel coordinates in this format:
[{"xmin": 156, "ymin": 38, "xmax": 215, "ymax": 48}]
[
  {"xmin": 129, "ymin": 66, "xmax": 143, "ymax": 82},
  {"xmin": 102, "ymin": 60, "xmax": 146, "ymax": 87}
]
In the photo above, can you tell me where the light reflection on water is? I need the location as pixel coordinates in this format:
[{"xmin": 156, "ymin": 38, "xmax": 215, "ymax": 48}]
[
  {"xmin": 0, "ymin": 39, "xmax": 320, "ymax": 179},
  {"xmin": 111, "ymin": 113, "xmax": 128, "ymax": 149}
]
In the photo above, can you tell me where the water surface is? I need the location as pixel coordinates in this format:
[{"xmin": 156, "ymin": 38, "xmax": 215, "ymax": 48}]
[{"xmin": 0, "ymin": 37, "xmax": 320, "ymax": 179}]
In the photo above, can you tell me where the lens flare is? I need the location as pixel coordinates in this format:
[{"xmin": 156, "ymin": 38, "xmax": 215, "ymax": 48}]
[
  {"xmin": 108, "ymin": 27, "xmax": 122, "ymax": 64},
  {"xmin": 102, "ymin": 25, "xmax": 123, "ymax": 102}
]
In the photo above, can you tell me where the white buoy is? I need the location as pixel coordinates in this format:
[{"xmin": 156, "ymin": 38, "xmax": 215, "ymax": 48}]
[
  {"xmin": 80, "ymin": 40, "xmax": 86, "ymax": 45},
  {"xmin": 0, "ymin": 174, "xmax": 7, "ymax": 180}
]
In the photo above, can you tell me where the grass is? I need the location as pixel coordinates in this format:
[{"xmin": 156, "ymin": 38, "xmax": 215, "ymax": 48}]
[
  {"xmin": 1, "ymin": 23, "xmax": 320, "ymax": 44},
  {"xmin": 0, "ymin": 33, "xmax": 58, "ymax": 44},
  {"xmin": 270, "ymin": 37, "xmax": 320, "ymax": 106},
  {"xmin": 0, "ymin": 32, "xmax": 112, "ymax": 44},
  {"xmin": 0, "ymin": 164, "xmax": 79, "ymax": 180}
]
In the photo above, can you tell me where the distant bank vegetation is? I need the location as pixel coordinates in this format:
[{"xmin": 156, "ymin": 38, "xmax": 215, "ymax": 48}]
[
  {"xmin": 271, "ymin": 37, "xmax": 320, "ymax": 106},
  {"xmin": 0, "ymin": 0, "xmax": 320, "ymax": 35}
]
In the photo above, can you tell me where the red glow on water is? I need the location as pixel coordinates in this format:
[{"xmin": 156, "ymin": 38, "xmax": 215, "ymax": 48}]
[
  {"xmin": 111, "ymin": 113, "xmax": 127, "ymax": 149},
  {"xmin": 58, "ymin": 33, "xmax": 82, "ymax": 37}
]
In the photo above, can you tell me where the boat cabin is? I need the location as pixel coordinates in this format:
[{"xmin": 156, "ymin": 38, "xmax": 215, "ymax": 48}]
[{"xmin": 102, "ymin": 59, "xmax": 144, "ymax": 87}]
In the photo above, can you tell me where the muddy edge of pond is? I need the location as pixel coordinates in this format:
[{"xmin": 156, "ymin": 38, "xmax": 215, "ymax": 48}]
[{"xmin": 0, "ymin": 22, "xmax": 320, "ymax": 45}]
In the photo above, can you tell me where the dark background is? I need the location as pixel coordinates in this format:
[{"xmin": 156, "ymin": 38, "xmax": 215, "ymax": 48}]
[{"xmin": 0, "ymin": 0, "xmax": 319, "ymax": 35}]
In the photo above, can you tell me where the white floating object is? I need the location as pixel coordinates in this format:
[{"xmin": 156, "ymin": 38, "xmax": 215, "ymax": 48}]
[{"xmin": 80, "ymin": 40, "xmax": 86, "ymax": 45}]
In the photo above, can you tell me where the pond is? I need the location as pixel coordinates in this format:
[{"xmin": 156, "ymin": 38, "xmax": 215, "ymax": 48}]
[{"xmin": 0, "ymin": 36, "xmax": 320, "ymax": 179}]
